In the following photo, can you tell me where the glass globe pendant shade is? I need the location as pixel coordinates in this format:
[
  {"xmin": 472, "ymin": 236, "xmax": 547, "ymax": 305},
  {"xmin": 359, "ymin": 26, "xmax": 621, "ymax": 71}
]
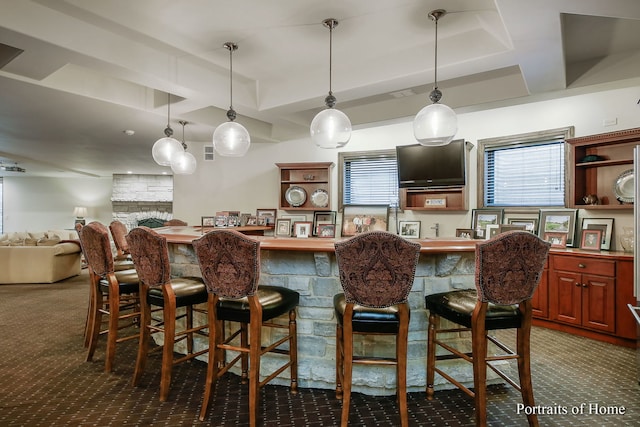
[
  {"xmin": 310, "ymin": 107, "xmax": 352, "ymax": 149},
  {"xmin": 170, "ymin": 150, "xmax": 197, "ymax": 174},
  {"xmin": 213, "ymin": 121, "xmax": 251, "ymax": 157},
  {"xmin": 413, "ymin": 102, "xmax": 458, "ymax": 146},
  {"xmin": 152, "ymin": 136, "xmax": 184, "ymax": 166}
]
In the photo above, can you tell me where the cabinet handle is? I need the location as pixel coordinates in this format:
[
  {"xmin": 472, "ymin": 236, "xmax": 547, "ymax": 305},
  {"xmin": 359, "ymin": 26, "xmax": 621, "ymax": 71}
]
[
  {"xmin": 575, "ymin": 282, "xmax": 581, "ymax": 287},
  {"xmin": 578, "ymin": 263, "xmax": 586, "ymax": 268},
  {"xmin": 582, "ymin": 283, "xmax": 588, "ymax": 288}
]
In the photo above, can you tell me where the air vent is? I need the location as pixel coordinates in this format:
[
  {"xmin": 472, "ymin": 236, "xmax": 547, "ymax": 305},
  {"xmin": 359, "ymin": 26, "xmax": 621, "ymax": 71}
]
[
  {"xmin": 204, "ymin": 146, "xmax": 215, "ymax": 161},
  {"xmin": 0, "ymin": 163, "xmax": 26, "ymax": 173}
]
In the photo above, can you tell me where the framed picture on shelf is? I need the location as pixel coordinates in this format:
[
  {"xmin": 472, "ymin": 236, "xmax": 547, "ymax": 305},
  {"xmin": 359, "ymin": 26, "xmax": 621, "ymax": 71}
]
[
  {"xmin": 247, "ymin": 216, "xmax": 258, "ymax": 226},
  {"xmin": 256, "ymin": 209, "xmax": 277, "ymax": 227},
  {"xmin": 341, "ymin": 205, "xmax": 388, "ymax": 237},
  {"xmin": 275, "ymin": 219, "xmax": 292, "ymax": 237},
  {"xmin": 486, "ymin": 224, "xmax": 500, "ymax": 239},
  {"xmin": 580, "ymin": 229, "xmax": 602, "ymax": 251},
  {"xmin": 316, "ymin": 224, "xmax": 336, "ymax": 238},
  {"xmin": 398, "ymin": 221, "xmax": 421, "ymax": 239},
  {"xmin": 456, "ymin": 228, "xmax": 474, "ymax": 239},
  {"xmin": 499, "ymin": 224, "xmax": 526, "ymax": 233},
  {"xmin": 293, "ymin": 221, "xmax": 313, "ymax": 238},
  {"xmin": 539, "ymin": 209, "xmax": 577, "ymax": 247},
  {"xmin": 506, "ymin": 217, "xmax": 538, "ymax": 233},
  {"xmin": 581, "ymin": 218, "xmax": 614, "ymax": 250},
  {"xmin": 544, "ymin": 232, "xmax": 567, "ymax": 248},
  {"xmin": 471, "ymin": 209, "xmax": 504, "ymax": 239},
  {"xmin": 312, "ymin": 211, "xmax": 336, "ymax": 236},
  {"xmin": 201, "ymin": 216, "xmax": 216, "ymax": 228}
]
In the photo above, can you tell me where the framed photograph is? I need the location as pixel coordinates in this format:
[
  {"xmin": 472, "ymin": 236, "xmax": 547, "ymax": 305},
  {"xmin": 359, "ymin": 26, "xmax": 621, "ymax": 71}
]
[
  {"xmin": 316, "ymin": 224, "xmax": 336, "ymax": 238},
  {"xmin": 507, "ymin": 218, "xmax": 538, "ymax": 233},
  {"xmin": 312, "ymin": 211, "xmax": 336, "ymax": 236},
  {"xmin": 486, "ymin": 224, "xmax": 500, "ymax": 239},
  {"xmin": 581, "ymin": 218, "xmax": 614, "ymax": 251},
  {"xmin": 275, "ymin": 219, "xmax": 292, "ymax": 237},
  {"xmin": 201, "ymin": 216, "xmax": 216, "ymax": 227},
  {"xmin": 341, "ymin": 205, "xmax": 389, "ymax": 237},
  {"xmin": 398, "ymin": 220, "xmax": 421, "ymax": 239},
  {"xmin": 539, "ymin": 209, "xmax": 577, "ymax": 247},
  {"xmin": 256, "ymin": 209, "xmax": 277, "ymax": 227},
  {"xmin": 544, "ymin": 232, "xmax": 567, "ymax": 248},
  {"xmin": 293, "ymin": 221, "xmax": 312, "ymax": 238},
  {"xmin": 471, "ymin": 209, "xmax": 504, "ymax": 239},
  {"xmin": 215, "ymin": 215, "xmax": 228, "ymax": 227},
  {"xmin": 240, "ymin": 213, "xmax": 252, "ymax": 226},
  {"xmin": 456, "ymin": 228, "xmax": 474, "ymax": 239},
  {"xmin": 247, "ymin": 216, "xmax": 257, "ymax": 226},
  {"xmin": 499, "ymin": 224, "xmax": 526, "ymax": 233},
  {"xmin": 580, "ymin": 229, "xmax": 602, "ymax": 251}
]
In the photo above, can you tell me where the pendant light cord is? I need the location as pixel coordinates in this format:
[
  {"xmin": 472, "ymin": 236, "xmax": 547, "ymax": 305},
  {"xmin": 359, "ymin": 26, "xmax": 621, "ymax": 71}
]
[
  {"xmin": 433, "ymin": 16, "xmax": 438, "ymax": 90},
  {"xmin": 229, "ymin": 46, "xmax": 234, "ymax": 110},
  {"xmin": 328, "ymin": 22, "xmax": 333, "ymax": 96}
]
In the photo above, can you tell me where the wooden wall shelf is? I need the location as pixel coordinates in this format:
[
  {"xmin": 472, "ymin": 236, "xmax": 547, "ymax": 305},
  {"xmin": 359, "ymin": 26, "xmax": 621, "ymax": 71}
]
[{"xmin": 276, "ymin": 162, "xmax": 334, "ymax": 211}]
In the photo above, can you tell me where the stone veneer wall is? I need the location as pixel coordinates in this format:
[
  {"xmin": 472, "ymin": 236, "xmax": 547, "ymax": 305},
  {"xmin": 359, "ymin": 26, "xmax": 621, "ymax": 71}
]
[
  {"xmin": 168, "ymin": 244, "xmax": 479, "ymax": 395},
  {"xmin": 111, "ymin": 174, "xmax": 174, "ymax": 230}
]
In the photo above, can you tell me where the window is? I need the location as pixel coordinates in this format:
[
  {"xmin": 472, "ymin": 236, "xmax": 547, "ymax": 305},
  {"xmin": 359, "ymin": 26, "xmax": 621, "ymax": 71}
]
[
  {"xmin": 478, "ymin": 127, "xmax": 574, "ymax": 208},
  {"xmin": 338, "ymin": 149, "xmax": 398, "ymax": 211}
]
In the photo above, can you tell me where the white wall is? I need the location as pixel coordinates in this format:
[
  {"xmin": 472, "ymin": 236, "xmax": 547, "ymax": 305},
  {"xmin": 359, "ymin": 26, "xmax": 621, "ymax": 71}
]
[
  {"xmin": 2, "ymin": 177, "xmax": 112, "ymax": 232},
  {"xmin": 3, "ymin": 84, "xmax": 639, "ymax": 248}
]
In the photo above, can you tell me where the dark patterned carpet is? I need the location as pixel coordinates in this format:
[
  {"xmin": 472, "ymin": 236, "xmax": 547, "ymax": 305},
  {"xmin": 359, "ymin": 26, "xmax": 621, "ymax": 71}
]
[{"xmin": 0, "ymin": 270, "xmax": 638, "ymax": 426}]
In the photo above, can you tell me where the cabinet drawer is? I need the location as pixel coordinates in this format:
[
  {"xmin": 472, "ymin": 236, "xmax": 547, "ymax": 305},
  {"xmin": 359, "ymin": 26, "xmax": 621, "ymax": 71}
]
[{"xmin": 552, "ymin": 255, "xmax": 615, "ymax": 276}]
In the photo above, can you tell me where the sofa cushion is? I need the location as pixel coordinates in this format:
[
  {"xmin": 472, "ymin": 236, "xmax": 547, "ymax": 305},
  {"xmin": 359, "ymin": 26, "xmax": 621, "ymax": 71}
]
[
  {"xmin": 29, "ymin": 231, "xmax": 47, "ymax": 240},
  {"xmin": 9, "ymin": 238, "xmax": 25, "ymax": 246},
  {"xmin": 0, "ymin": 233, "xmax": 7, "ymax": 242},
  {"xmin": 47, "ymin": 230, "xmax": 77, "ymax": 240},
  {"xmin": 9, "ymin": 232, "xmax": 29, "ymax": 240},
  {"xmin": 0, "ymin": 240, "xmax": 10, "ymax": 246},
  {"xmin": 37, "ymin": 237, "xmax": 61, "ymax": 246},
  {"xmin": 24, "ymin": 238, "xmax": 38, "ymax": 246}
]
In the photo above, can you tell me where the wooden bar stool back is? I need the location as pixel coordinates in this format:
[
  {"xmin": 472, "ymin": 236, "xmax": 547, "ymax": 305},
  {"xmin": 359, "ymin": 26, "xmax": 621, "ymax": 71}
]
[
  {"xmin": 126, "ymin": 226, "xmax": 209, "ymax": 402},
  {"xmin": 334, "ymin": 231, "xmax": 421, "ymax": 427},
  {"xmin": 425, "ymin": 230, "xmax": 550, "ymax": 426},
  {"xmin": 192, "ymin": 229, "xmax": 299, "ymax": 426},
  {"xmin": 79, "ymin": 221, "xmax": 140, "ymax": 372}
]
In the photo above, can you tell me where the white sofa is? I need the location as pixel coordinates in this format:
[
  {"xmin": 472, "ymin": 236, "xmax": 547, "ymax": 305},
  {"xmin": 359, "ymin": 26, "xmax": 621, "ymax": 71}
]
[{"xmin": 0, "ymin": 230, "xmax": 82, "ymax": 284}]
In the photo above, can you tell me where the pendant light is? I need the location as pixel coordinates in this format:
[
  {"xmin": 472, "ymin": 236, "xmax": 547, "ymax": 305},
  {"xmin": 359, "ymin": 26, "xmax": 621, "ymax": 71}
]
[
  {"xmin": 152, "ymin": 92, "xmax": 184, "ymax": 165},
  {"xmin": 310, "ymin": 18, "xmax": 352, "ymax": 149},
  {"xmin": 171, "ymin": 120, "xmax": 197, "ymax": 175},
  {"xmin": 212, "ymin": 42, "xmax": 250, "ymax": 157},
  {"xmin": 413, "ymin": 9, "xmax": 457, "ymax": 146}
]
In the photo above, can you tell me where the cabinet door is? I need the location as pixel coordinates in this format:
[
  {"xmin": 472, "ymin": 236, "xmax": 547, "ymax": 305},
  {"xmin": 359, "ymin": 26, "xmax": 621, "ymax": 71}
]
[
  {"xmin": 550, "ymin": 270, "xmax": 582, "ymax": 326},
  {"xmin": 581, "ymin": 274, "xmax": 616, "ymax": 333},
  {"xmin": 531, "ymin": 267, "xmax": 548, "ymax": 319}
]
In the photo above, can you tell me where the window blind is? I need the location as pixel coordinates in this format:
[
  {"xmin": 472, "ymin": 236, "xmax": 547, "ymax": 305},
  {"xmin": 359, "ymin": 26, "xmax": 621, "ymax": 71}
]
[
  {"xmin": 484, "ymin": 141, "xmax": 564, "ymax": 206},
  {"xmin": 343, "ymin": 152, "xmax": 398, "ymax": 206}
]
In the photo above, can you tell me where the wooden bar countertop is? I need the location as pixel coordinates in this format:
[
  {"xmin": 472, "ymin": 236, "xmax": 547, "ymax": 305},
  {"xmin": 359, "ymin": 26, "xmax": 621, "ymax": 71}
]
[{"xmin": 155, "ymin": 226, "xmax": 477, "ymax": 253}]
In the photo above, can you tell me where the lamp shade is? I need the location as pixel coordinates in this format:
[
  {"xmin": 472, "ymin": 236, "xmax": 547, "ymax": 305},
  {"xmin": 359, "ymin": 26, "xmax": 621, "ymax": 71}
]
[
  {"xmin": 310, "ymin": 107, "xmax": 352, "ymax": 149},
  {"xmin": 152, "ymin": 136, "xmax": 184, "ymax": 166},
  {"xmin": 213, "ymin": 121, "xmax": 251, "ymax": 157},
  {"xmin": 171, "ymin": 150, "xmax": 197, "ymax": 175},
  {"xmin": 73, "ymin": 206, "xmax": 88, "ymax": 218},
  {"xmin": 413, "ymin": 102, "xmax": 458, "ymax": 146}
]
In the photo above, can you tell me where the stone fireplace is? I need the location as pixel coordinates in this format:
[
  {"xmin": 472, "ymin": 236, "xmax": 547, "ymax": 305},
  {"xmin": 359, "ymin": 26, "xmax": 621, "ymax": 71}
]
[{"xmin": 111, "ymin": 174, "xmax": 174, "ymax": 229}]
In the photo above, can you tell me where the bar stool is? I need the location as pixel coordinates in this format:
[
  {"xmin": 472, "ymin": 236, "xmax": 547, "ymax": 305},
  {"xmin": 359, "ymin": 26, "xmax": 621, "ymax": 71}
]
[
  {"xmin": 334, "ymin": 231, "xmax": 421, "ymax": 427},
  {"xmin": 126, "ymin": 226, "xmax": 209, "ymax": 402},
  {"xmin": 192, "ymin": 229, "xmax": 299, "ymax": 426},
  {"xmin": 79, "ymin": 221, "xmax": 141, "ymax": 372},
  {"xmin": 425, "ymin": 230, "xmax": 550, "ymax": 426}
]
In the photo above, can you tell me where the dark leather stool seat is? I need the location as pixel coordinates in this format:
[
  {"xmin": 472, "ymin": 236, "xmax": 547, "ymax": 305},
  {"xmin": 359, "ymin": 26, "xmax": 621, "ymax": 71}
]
[
  {"xmin": 334, "ymin": 293, "xmax": 403, "ymax": 333},
  {"xmin": 217, "ymin": 286, "xmax": 299, "ymax": 323}
]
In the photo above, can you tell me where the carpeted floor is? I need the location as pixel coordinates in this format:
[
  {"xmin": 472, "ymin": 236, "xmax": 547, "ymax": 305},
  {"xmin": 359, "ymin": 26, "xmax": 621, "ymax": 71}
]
[{"xmin": 0, "ymin": 270, "xmax": 638, "ymax": 426}]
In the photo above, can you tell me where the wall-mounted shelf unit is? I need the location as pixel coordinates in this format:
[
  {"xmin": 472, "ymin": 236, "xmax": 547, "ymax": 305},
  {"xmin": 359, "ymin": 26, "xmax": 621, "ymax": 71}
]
[
  {"xmin": 566, "ymin": 128, "xmax": 640, "ymax": 210},
  {"xmin": 276, "ymin": 162, "xmax": 334, "ymax": 211},
  {"xmin": 400, "ymin": 186, "xmax": 467, "ymax": 211}
]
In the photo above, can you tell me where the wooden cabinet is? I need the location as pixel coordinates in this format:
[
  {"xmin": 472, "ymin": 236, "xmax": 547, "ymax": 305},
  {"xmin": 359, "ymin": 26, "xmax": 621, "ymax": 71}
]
[
  {"xmin": 400, "ymin": 186, "xmax": 467, "ymax": 211},
  {"xmin": 277, "ymin": 162, "xmax": 333, "ymax": 211},
  {"xmin": 535, "ymin": 251, "xmax": 636, "ymax": 347},
  {"xmin": 531, "ymin": 260, "xmax": 549, "ymax": 319},
  {"xmin": 566, "ymin": 127, "xmax": 640, "ymax": 210}
]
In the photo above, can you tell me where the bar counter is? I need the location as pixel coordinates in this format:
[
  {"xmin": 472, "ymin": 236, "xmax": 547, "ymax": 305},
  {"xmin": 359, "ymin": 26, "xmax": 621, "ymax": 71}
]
[{"xmin": 156, "ymin": 226, "xmax": 478, "ymax": 395}]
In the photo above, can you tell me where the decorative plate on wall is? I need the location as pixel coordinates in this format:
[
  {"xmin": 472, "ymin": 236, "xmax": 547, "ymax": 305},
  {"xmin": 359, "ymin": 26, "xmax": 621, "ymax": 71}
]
[
  {"xmin": 285, "ymin": 186, "xmax": 307, "ymax": 207},
  {"xmin": 613, "ymin": 169, "xmax": 634, "ymax": 203},
  {"xmin": 310, "ymin": 188, "xmax": 329, "ymax": 208}
]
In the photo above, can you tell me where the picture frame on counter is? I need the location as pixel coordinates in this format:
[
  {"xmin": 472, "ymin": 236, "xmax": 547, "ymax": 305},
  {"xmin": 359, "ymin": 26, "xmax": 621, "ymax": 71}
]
[
  {"xmin": 201, "ymin": 216, "xmax": 216, "ymax": 227},
  {"xmin": 293, "ymin": 221, "xmax": 312, "ymax": 238},
  {"xmin": 316, "ymin": 224, "xmax": 336, "ymax": 238},
  {"xmin": 544, "ymin": 232, "xmax": 567, "ymax": 248},
  {"xmin": 580, "ymin": 229, "xmax": 602, "ymax": 251},
  {"xmin": 398, "ymin": 220, "xmax": 420, "ymax": 239},
  {"xmin": 312, "ymin": 211, "xmax": 336, "ymax": 236},
  {"xmin": 506, "ymin": 217, "xmax": 538, "ymax": 233},
  {"xmin": 341, "ymin": 204, "xmax": 389, "ymax": 237},
  {"xmin": 539, "ymin": 209, "xmax": 577, "ymax": 247},
  {"xmin": 471, "ymin": 208, "xmax": 504, "ymax": 239},
  {"xmin": 280, "ymin": 214, "xmax": 307, "ymax": 235},
  {"xmin": 456, "ymin": 228, "xmax": 474, "ymax": 239},
  {"xmin": 256, "ymin": 208, "xmax": 277, "ymax": 227},
  {"xmin": 581, "ymin": 218, "xmax": 614, "ymax": 250},
  {"xmin": 276, "ymin": 219, "xmax": 292, "ymax": 237}
]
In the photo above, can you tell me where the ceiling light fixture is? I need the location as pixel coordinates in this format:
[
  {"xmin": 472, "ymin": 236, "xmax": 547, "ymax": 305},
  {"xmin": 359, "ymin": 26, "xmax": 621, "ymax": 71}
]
[
  {"xmin": 152, "ymin": 92, "xmax": 183, "ymax": 165},
  {"xmin": 0, "ymin": 162, "xmax": 25, "ymax": 172},
  {"xmin": 171, "ymin": 120, "xmax": 197, "ymax": 175},
  {"xmin": 413, "ymin": 9, "xmax": 457, "ymax": 146},
  {"xmin": 212, "ymin": 42, "xmax": 250, "ymax": 157},
  {"xmin": 310, "ymin": 18, "xmax": 352, "ymax": 149}
]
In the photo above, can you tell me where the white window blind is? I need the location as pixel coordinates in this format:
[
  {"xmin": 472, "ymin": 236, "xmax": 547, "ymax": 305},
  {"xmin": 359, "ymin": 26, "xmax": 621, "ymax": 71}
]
[
  {"xmin": 484, "ymin": 140, "xmax": 565, "ymax": 207},
  {"xmin": 342, "ymin": 151, "xmax": 398, "ymax": 206}
]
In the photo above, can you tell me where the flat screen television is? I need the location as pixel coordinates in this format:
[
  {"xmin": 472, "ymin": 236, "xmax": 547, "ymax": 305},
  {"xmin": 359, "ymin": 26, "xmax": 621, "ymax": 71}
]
[{"xmin": 396, "ymin": 139, "xmax": 466, "ymax": 188}]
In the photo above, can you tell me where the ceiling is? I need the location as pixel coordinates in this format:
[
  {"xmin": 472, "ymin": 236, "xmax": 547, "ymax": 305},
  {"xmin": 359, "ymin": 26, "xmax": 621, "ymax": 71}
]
[{"xmin": 1, "ymin": 0, "xmax": 640, "ymax": 178}]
